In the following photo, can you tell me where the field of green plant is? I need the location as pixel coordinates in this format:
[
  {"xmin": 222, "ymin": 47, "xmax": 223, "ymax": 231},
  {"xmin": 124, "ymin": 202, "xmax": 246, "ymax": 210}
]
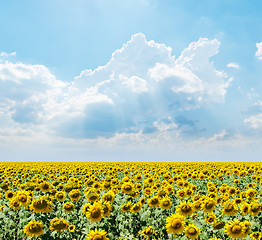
[{"xmin": 0, "ymin": 162, "xmax": 261, "ymax": 240}]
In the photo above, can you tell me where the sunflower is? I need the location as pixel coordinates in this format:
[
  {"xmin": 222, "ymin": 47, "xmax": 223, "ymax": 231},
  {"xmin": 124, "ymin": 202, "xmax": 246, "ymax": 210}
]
[
  {"xmin": 9, "ymin": 197, "xmax": 22, "ymax": 210},
  {"xmin": 160, "ymin": 197, "xmax": 172, "ymax": 209},
  {"xmin": 82, "ymin": 203, "xmax": 91, "ymax": 214},
  {"xmin": 16, "ymin": 191, "xmax": 31, "ymax": 206},
  {"xmin": 121, "ymin": 182, "xmax": 134, "ymax": 195},
  {"xmin": 86, "ymin": 228, "xmax": 109, "ymax": 240},
  {"xmin": 141, "ymin": 226, "xmax": 157, "ymax": 237},
  {"xmin": 40, "ymin": 181, "xmax": 51, "ymax": 192},
  {"xmin": 5, "ymin": 190, "xmax": 15, "ymax": 200},
  {"xmin": 202, "ymin": 198, "xmax": 216, "ymax": 213},
  {"xmin": 30, "ymin": 197, "xmax": 53, "ymax": 213},
  {"xmin": 205, "ymin": 213, "xmax": 216, "ymax": 224},
  {"xmin": 241, "ymin": 220, "xmax": 251, "ymax": 238},
  {"xmin": 213, "ymin": 221, "xmax": 225, "ymax": 230},
  {"xmin": 140, "ymin": 197, "xmax": 146, "ymax": 205},
  {"xmin": 192, "ymin": 200, "xmax": 203, "ymax": 212},
  {"xmin": 68, "ymin": 224, "xmax": 76, "ymax": 232},
  {"xmin": 23, "ymin": 220, "xmax": 44, "ymax": 237},
  {"xmin": 86, "ymin": 190, "xmax": 99, "ymax": 202},
  {"xmin": 55, "ymin": 191, "xmax": 66, "ymax": 202},
  {"xmin": 121, "ymin": 202, "xmax": 131, "ymax": 212},
  {"xmin": 222, "ymin": 200, "xmax": 238, "ymax": 216},
  {"xmin": 129, "ymin": 190, "xmax": 140, "ymax": 198},
  {"xmin": 229, "ymin": 187, "xmax": 237, "ymax": 196},
  {"xmin": 185, "ymin": 188, "xmax": 193, "ymax": 197},
  {"xmin": 165, "ymin": 213, "xmax": 185, "ymax": 236},
  {"xmin": 184, "ymin": 224, "xmax": 201, "ymax": 239},
  {"xmin": 250, "ymin": 232, "xmax": 262, "ymax": 240},
  {"xmin": 246, "ymin": 188, "xmax": 257, "ymax": 199},
  {"xmin": 192, "ymin": 194, "xmax": 201, "ymax": 202},
  {"xmin": 234, "ymin": 197, "xmax": 242, "ymax": 205},
  {"xmin": 225, "ymin": 219, "xmax": 245, "ymax": 239},
  {"xmin": 63, "ymin": 202, "xmax": 75, "ymax": 213},
  {"xmin": 0, "ymin": 204, "xmax": 6, "ymax": 212},
  {"xmin": 249, "ymin": 201, "xmax": 261, "ymax": 216},
  {"xmin": 69, "ymin": 189, "xmax": 81, "ymax": 202},
  {"xmin": 143, "ymin": 187, "xmax": 153, "ymax": 197},
  {"xmin": 50, "ymin": 217, "xmax": 69, "ymax": 232},
  {"xmin": 147, "ymin": 196, "xmax": 160, "ymax": 208},
  {"xmin": 102, "ymin": 190, "xmax": 115, "ymax": 203},
  {"xmin": 101, "ymin": 201, "xmax": 112, "ymax": 218},
  {"xmin": 86, "ymin": 202, "xmax": 104, "ymax": 222},
  {"xmin": 177, "ymin": 189, "xmax": 186, "ymax": 199},
  {"xmin": 131, "ymin": 202, "xmax": 141, "ymax": 213},
  {"xmin": 176, "ymin": 201, "xmax": 193, "ymax": 217}
]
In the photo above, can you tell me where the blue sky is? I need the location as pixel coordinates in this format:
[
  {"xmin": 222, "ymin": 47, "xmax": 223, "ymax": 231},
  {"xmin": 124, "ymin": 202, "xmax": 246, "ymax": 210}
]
[{"xmin": 1, "ymin": 0, "xmax": 262, "ymax": 161}]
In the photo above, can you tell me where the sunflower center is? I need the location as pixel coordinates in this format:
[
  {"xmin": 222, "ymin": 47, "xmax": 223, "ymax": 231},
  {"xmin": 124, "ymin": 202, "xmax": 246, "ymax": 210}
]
[
  {"xmin": 42, "ymin": 184, "xmax": 49, "ymax": 189},
  {"xmin": 133, "ymin": 204, "xmax": 140, "ymax": 211},
  {"xmin": 13, "ymin": 201, "xmax": 20, "ymax": 207},
  {"xmin": 53, "ymin": 221, "xmax": 67, "ymax": 230},
  {"xmin": 124, "ymin": 185, "xmax": 132, "ymax": 191},
  {"xmin": 232, "ymin": 225, "xmax": 242, "ymax": 234},
  {"xmin": 123, "ymin": 205, "xmax": 130, "ymax": 210},
  {"xmin": 151, "ymin": 199, "xmax": 159, "ymax": 205},
  {"xmin": 104, "ymin": 195, "xmax": 112, "ymax": 201},
  {"xmin": 145, "ymin": 228, "xmax": 153, "ymax": 235},
  {"xmin": 71, "ymin": 193, "xmax": 80, "ymax": 198},
  {"xmin": 251, "ymin": 204, "xmax": 260, "ymax": 212},
  {"xmin": 235, "ymin": 199, "xmax": 241, "ymax": 204},
  {"xmin": 171, "ymin": 219, "xmax": 182, "ymax": 229},
  {"xmin": 64, "ymin": 204, "xmax": 74, "ymax": 211},
  {"xmin": 19, "ymin": 195, "xmax": 27, "ymax": 202},
  {"xmin": 163, "ymin": 201, "xmax": 170, "ymax": 206},
  {"xmin": 34, "ymin": 200, "xmax": 48, "ymax": 209},
  {"xmin": 93, "ymin": 235, "xmax": 103, "ymax": 240},
  {"xmin": 243, "ymin": 206, "xmax": 248, "ymax": 212},
  {"xmin": 103, "ymin": 205, "xmax": 109, "ymax": 213},
  {"xmin": 225, "ymin": 204, "xmax": 233, "ymax": 211},
  {"xmin": 206, "ymin": 202, "xmax": 214, "ymax": 209},
  {"xmin": 214, "ymin": 222, "xmax": 225, "ymax": 229},
  {"xmin": 29, "ymin": 224, "xmax": 42, "ymax": 233},
  {"xmin": 89, "ymin": 194, "xmax": 98, "ymax": 201},
  {"xmin": 7, "ymin": 193, "xmax": 14, "ymax": 198},
  {"xmin": 188, "ymin": 227, "xmax": 197, "ymax": 235},
  {"xmin": 57, "ymin": 195, "xmax": 64, "ymax": 200},
  {"xmin": 181, "ymin": 205, "xmax": 192, "ymax": 213},
  {"xmin": 195, "ymin": 203, "xmax": 201, "ymax": 209},
  {"xmin": 248, "ymin": 192, "xmax": 254, "ymax": 197},
  {"xmin": 91, "ymin": 209, "xmax": 101, "ymax": 218}
]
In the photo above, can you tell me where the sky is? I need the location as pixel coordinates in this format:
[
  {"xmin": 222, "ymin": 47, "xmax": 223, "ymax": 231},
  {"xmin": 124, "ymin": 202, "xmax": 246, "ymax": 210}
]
[{"xmin": 1, "ymin": 0, "xmax": 262, "ymax": 161}]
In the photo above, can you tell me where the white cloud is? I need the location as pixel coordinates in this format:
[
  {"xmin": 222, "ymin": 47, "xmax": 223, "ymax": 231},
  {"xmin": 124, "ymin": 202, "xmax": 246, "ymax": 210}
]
[
  {"xmin": 227, "ymin": 62, "xmax": 240, "ymax": 69},
  {"xmin": 120, "ymin": 75, "xmax": 148, "ymax": 93},
  {"xmin": 244, "ymin": 114, "xmax": 262, "ymax": 129},
  {"xmin": 63, "ymin": 33, "xmax": 230, "ymax": 138},
  {"xmin": 0, "ymin": 61, "xmax": 66, "ymax": 124},
  {"xmin": 0, "ymin": 51, "xmax": 16, "ymax": 57},
  {"xmin": 0, "ymin": 33, "xmax": 231, "ymax": 140},
  {"xmin": 256, "ymin": 42, "xmax": 262, "ymax": 60}
]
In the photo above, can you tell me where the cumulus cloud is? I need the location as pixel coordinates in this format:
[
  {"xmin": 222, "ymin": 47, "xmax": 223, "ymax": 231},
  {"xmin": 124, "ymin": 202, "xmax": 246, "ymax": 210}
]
[
  {"xmin": 53, "ymin": 33, "xmax": 230, "ymax": 138},
  {"xmin": 0, "ymin": 61, "xmax": 66, "ymax": 125},
  {"xmin": 256, "ymin": 42, "xmax": 262, "ymax": 60},
  {"xmin": 227, "ymin": 62, "xmax": 239, "ymax": 69},
  {"xmin": 244, "ymin": 114, "xmax": 262, "ymax": 129},
  {"xmin": 0, "ymin": 33, "xmax": 231, "ymax": 139}
]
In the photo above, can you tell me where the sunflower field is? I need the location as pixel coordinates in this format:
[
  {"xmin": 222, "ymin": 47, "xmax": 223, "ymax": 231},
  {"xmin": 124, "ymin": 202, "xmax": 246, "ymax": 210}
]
[{"xmin": 0, "ymin": 162, "xmax": 262, "ymax": 240}]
